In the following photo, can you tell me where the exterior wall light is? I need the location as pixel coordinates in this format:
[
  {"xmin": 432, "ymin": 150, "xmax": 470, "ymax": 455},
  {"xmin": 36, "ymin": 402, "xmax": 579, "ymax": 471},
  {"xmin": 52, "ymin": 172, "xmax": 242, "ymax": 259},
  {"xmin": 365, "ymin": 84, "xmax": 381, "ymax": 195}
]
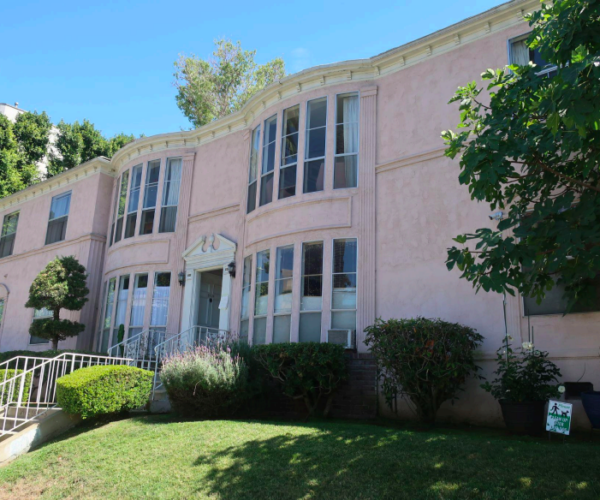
[
  {"xmin": 178, "ymin": 271, "xmax": 185, "ymax": 286},
  {"xmin": 227, "ymin": 261, "xmax": 236, "ymax": 278}
]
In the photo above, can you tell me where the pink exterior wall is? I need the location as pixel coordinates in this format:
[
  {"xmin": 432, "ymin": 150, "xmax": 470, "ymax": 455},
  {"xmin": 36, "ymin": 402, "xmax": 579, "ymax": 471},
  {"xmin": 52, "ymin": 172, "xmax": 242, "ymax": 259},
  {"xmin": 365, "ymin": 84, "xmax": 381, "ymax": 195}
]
[{"xmin": 2, "ymin": 0, "xmax": 597, "ymax": 428}]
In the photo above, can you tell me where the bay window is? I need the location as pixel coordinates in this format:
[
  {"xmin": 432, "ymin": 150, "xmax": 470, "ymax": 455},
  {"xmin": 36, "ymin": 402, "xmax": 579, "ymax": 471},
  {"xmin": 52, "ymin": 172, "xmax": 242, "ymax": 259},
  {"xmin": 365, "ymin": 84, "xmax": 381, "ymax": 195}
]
[
  {"xmin": 253, "ymin": 250, "xmax": 270, "ymax": 345},
  {"xmin": 273, "ymin": 245, "xmax": 293, "ymax": 343},
  {"xmin": 331, "ymin": 238, "xmax": 357, "ymax": 331},
  {"xmin": 45, "ymin": 191, "xmax": 71, "ymax": 245},
  {"xmin": 299, "ymin": 241, "xmax": 323, "ymax": 342},
  {"xmin": 140, "ymin": 160, "xmax": 160, "ymax": 235},
  {"xmin": 247, "ymin": 125, "xmax": 260, "ymax": 214},
  {"xmin": 129, "ymin": 273, "xmax": 148, "ymax": 338},
  {"xmin": 159, "ymin": 158, "xmax": 182, "ymax": 233},
  {"xmin": 304, "ymin": 98, "xmax": 327, "ymax": 193},
  {"xmin": 260, "ymin": 115, "xmax": 277, "ymax": 207},
  {"xmin": 334, "ymin": 93, "xmax": 359, "ymax": 189},
  {"xmin": 125, "ymin": 164, "xmax": 143, "ymax": 238},
  {"xmin": 0, "ymin": 211, "xmax": 19, "ymax": 258},
  {"xmin": 240, "ymin": 256, "xmax": 252, "ymax": 342},
  {"xmin": 279, "ymin": 105, "xmax": 299, "ymax": 199},
  {"xmin": 113, "ymin": 171, "xmax": 129, "ymax": 244}
]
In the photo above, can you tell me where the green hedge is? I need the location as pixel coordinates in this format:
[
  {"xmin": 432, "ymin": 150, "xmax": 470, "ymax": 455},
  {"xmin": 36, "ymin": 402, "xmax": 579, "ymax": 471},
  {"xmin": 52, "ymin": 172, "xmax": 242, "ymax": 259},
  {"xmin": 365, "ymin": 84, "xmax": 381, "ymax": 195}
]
[
  {"xmin": 0, "ymin": 369, "xmax": 33, "ymax": 405},
  {"xmin": 253, "ymin": 343, "xmax": 347, "ymax": 417},
  {"xmin": 56, "ymin": 365, "xmax": 153, "ymax": 419}
]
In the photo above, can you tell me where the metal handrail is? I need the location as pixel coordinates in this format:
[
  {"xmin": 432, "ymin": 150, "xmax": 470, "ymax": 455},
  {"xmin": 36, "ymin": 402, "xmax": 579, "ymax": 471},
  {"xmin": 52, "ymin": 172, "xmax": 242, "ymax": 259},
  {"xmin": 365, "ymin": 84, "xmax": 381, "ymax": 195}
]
[{"xmin": 0, "ymin": 352, "xmax": 132, "ymax": 437}]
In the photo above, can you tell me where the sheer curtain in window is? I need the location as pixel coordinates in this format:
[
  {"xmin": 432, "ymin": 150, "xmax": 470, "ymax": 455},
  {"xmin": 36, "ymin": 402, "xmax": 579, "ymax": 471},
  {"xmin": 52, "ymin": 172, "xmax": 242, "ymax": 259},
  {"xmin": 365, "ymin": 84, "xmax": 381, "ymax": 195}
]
[
  {"xmin": 511, "ymin": 40, "xmax": 530, "ymax": 66},
  {"xmin": 159, "ymin": 159, "xmax": 182, "ymax": 233}
]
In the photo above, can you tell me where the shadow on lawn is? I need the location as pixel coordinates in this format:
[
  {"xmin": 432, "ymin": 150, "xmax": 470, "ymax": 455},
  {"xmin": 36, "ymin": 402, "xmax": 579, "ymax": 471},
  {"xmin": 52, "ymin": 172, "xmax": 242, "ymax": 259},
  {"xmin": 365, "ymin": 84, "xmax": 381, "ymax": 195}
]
[{"xmin": 191, "ymin": 424, "xmax": 599, "ymax": 500}]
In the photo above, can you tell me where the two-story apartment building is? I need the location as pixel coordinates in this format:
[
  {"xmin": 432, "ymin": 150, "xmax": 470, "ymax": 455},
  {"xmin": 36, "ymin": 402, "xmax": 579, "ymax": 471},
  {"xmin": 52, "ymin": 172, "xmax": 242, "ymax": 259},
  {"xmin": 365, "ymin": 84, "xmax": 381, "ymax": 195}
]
[{"xmin": 0, "ymin": 0, "xmax": 597, "ymax": 427}]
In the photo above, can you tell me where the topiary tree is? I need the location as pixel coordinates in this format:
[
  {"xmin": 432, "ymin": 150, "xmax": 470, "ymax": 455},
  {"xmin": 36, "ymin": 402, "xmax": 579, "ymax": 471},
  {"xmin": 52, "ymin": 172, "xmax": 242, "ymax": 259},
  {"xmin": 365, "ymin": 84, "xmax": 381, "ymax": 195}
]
[
  {"xmin": 26, "ymin": 256, "xmax": 89, "ymax": 350},
  {"xmin": 365, "ymin": 317, "xmax": 484, "ymax": 424}
]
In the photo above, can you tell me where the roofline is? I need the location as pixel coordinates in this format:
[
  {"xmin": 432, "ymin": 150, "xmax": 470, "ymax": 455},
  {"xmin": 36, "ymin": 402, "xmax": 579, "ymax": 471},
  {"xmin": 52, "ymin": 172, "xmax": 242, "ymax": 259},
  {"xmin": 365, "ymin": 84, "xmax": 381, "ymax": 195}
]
[{"xmin": 0, "ymin": 103, "xmax": 26, "ymax": 113}]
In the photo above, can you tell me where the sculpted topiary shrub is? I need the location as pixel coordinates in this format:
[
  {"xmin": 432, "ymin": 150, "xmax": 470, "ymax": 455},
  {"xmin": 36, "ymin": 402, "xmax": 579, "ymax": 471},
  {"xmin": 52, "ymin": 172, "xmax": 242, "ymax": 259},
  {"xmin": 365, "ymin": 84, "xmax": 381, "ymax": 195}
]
[
  {"xmin": 365, "ymin": 317, "xmax": 484, "ymax": 423},
  {"xmin": 160, "ymin": 345, "xmax": 249, "ymax": 418},
  {"xmin": 56, "ymin": 365, "xmax": 153, "ymax": 419},
  {"xmin": 253, "ymin": 343, "xmax": 347, "ymax": 418}
]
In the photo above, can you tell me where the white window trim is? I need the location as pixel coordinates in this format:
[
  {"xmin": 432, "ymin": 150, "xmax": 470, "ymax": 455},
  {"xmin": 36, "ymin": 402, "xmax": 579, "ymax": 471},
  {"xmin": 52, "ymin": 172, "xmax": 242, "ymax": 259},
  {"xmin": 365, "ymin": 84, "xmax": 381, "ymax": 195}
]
[
  {"xmin": 330, "ymin": 237, "xmax": 358, "ymax": 331},
  {"xmin": 304, "ymin": 96, "xmax": 328, "ymax": 194},
  {"xmin": 333, "ymin": 91, "xmax": 360, "ymax": 189},
  {"xmin": 279, "ymin": 105, "xmax": 300, "ymax": 200}
]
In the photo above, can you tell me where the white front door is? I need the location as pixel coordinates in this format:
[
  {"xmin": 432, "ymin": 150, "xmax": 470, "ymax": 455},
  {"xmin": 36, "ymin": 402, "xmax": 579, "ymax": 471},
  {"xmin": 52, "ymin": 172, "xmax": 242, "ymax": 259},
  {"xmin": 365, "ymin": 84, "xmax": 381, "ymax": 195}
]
[{"xmin": 197, "ymin": 271, "xmax": 222, "ymax": 329}]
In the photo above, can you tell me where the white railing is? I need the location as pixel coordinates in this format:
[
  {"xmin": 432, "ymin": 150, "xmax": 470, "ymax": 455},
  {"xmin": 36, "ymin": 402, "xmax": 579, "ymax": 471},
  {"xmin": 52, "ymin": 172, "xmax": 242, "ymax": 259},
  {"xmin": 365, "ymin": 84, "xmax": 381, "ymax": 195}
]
[
  {"xmin": 0, "ymin": 352, "xmax": 132, "ymax": 437},
  {"xmin": 107, "ymin": 329, "xmax": 165, "ymax": 371},
  {"xmin": 152, "ymin": 325, "xmax": 230, "ymax": 397}
]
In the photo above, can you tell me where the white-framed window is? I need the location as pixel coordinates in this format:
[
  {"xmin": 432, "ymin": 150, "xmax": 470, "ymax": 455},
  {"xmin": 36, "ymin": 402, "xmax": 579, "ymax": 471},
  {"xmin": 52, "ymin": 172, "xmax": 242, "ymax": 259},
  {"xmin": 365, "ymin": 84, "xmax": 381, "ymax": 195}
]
[
  {"xmin": 523, "ymin": 276, "xmax": 600, "ymax": 316},
  {"xmin": 140, "ymin": 160, "xmax": 161, "ymax": 235},
  {"xmin": 100, "ymin": 278, "xmax": 116, "ymax": 353},
  {"xmin": 273, "ymin": 245, "xmax": 293, "ymax": 343},
  {"xmin": 113, "ymin": 170, "xmax": 129, "ymax": 244},
  {"xmin": 150, "ymin": 272, "xmax": 171, "ymax": 350},
  {"xmin": 111, "ymin": 275, "xmax": 130, "ymax": 348},
  {"xmin": 247, "ymin": 125, "xmax": 261, "ymax": 214},
  {"xmin": 279, "ymin": 105, "xmax": 299, "ymax": 200},
  {"xmin": 125, "ymin": 164, "xmax": 143, "ymax": 238},
  {"xmin": 0, "ymin": 211, "xmax": 19, "ymax": 258},
  {"xmin": 109, "ymin": 175, "xmax": 120, "ymax": 246},
  {"xmin": 331, "ymin": 238, "xmax": 357, "ymax": 332},
  {"xmin": 30, "ymin": 307, "xmax": 52, "ymax": 345},
  {"xmin": 334, "ymin": 93, "xmax": 359, "ymax": 189},
  {"xmin": 129, "ymin": 273, "xmax": 148, "ymax": 338},
  {"xmin": 253, "ymin": 250, "xmax": 270, "ymax": 345},
  {"xmin": 240, "ymin": 256, "xmax": 252, "ymax": 342},
  {"xmin": 299, "ymin": 241, "xmax": 323, "ymax": 342},
  {"xmin": 159, "ymin": 158, "xmax": 183, "ymax": 233},
  {"xmin": 45, "ymin": 191, "xmax": 71, "ymax": 245},
  {"xmin": 260, "ymin": 115, "xmax": 277, "ymax": 207},
  {"xmin": 509, "ymin": 34, "xmax": 557, "ymax": 77},
  {"xmin": 304, "ymin": 98, "xmax": 327, "ymax": 193}
]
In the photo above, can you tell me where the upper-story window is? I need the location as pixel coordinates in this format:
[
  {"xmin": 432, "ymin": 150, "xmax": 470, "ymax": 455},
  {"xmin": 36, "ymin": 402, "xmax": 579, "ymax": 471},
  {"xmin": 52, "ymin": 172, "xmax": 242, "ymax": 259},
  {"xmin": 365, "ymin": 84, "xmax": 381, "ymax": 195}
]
[
  {"xmin": 45, "ymin": 191, "xmax": 71, "ymax": 245},
  {"xmin": 125, "ymin": 164, "xmax": 143, "ymax": 238},
  {"xmin": 159, "ymin": 158, "xmax": 183, "ymax": 233},
  {"xmin": 334, "ymin": 93, "xmax": 359, "ymax": 189},
  {"xmin": 140, "ymin": 160, "xmax": 160, "ymax": 235},
  {"xmin": 304, "ymin": 98, "xmax": 327, "ymax": 194},
  {"xmin": 260, "ymin": 115, "xmax": 277, "ymax": 207},
  {"xmin": 113, "ymin": 171, "xmax": 129, "ymax": 244},
  {"xmin": 0, "ymin": 211, "xmax": 19, "ymax": 258},
  {"xmin": 510, "ymin": 35, "xmax": 557, "ymax": 77},
  {"xmin": 247, "ymin": 125, "xmax": 260, "ymax": 214},
  {"xmin": 280, "ymin": 105, "xmax": 299, "ymax": 200}
]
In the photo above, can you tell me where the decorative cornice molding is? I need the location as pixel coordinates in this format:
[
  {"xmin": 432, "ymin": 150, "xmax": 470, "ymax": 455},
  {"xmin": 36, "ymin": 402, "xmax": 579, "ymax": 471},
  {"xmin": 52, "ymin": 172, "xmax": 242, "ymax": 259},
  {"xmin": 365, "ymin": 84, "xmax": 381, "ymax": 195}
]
[
  {"xmin": 0, "ymin": 157, "xmax": 114, "ymax": 214},
  {"xmin": 375, "ymin": 146, "xmax": 447, "ymax": 174},
  {"xmin": 110, "ymin": 0, "xmax": 539, "ymax": 169}
]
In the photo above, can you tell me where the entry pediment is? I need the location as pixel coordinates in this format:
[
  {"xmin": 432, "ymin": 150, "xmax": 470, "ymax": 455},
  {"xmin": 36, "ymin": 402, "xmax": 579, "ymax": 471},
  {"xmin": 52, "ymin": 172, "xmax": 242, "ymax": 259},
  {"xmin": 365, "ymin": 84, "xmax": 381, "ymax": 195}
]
[{"xmin": 183, "ymin": 233, "xmax": 237, "ymax": 269}]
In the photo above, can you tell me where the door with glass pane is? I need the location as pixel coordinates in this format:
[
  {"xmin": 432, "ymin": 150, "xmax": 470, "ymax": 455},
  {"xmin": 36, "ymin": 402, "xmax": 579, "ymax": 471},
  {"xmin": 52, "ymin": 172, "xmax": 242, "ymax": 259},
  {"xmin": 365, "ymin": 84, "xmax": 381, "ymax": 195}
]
[{"xmin": 197, "ymin": 270, "xmax": 222, "ymax": 331}]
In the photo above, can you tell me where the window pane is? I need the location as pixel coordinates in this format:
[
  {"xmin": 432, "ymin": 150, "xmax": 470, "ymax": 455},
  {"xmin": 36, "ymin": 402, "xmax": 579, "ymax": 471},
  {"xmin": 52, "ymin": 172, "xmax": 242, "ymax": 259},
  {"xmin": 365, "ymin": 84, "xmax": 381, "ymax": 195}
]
[
  {"xmin": 279, "ymin": 165, "xmax": 296, "ymax": 199},
  {"xmin": 45, "ymin": 217, "xmax": 67, "ymax": 245},
  {"xmin": 249, "ymin": 125, "xmax": 260, "ymax": 183},
  {"xmin": 282, "ymin": 105, "xmax": 300, "ymax": 167},
  {"xmin": 253, "ymin": 316, "xmax": 267, "ymax": 345},
  {"xmin": 276, "ymin": 246, "xmax": 294, "ymax": 279},
  {"xmin": 303, "ymin": 160, "xmax": 324, "ymax": 193},
  {"xmin": 306, "ymin": 127, "xmax": 326, "ymax": 159},
  {"xmin": 125, "ymin": 213, "xmax": 137, "ymax": 238},
  {"xmin": 114, "ymin": 217, "xmax": 124, "ymax": 244},
  {"xmin": 307, "ymin": 98, "xmax": 327, "ymax": 129},
  {"xmin": 2, "ymin": 212, "xmax": 19, "ymax": 237},
  {"xmin": 336, "ymin": 93, "xmax": 359, "ymax": 124},
  {"xmin": 299, "ymin": 313, "xmax": 321, "ymax": 342},
  {"xmin": 247, "ymin": 182, "xmax": 257, "ymax": 214},
  {"xmin": 510, "ymin": 39, "xmax": 530, "ymax": 65},
  {"xmin": 159, "ymin": 206, "xmax": 178, "ymax": 233},
  {"xmin": 240, "ymin": 319, "xmax": 249, "ymax": 342},
  {"xmin": 334, "ymin": 156, "xmax": 358, "ymax": 189},
  {"xmin": 241, "ymin": 256, "xmax": 252, "ymax": 320},
  {"xmin": 0, "ymin": 233, "xmax": 15, "ymax": 258},
  {"xmin": 117, "ymin": 171, "xmax": 129, "ymax": 217},
  {"xmin": 275, "ymin": 245, "xmax": 293, "ymax": 314},
  {"xmin": 283, "ymin": 106, "xmax": 299, "ymax": 136},
  {"xmin": 49, "ymin": 192, "xmax": 71, "ymax": 220},
  {"xmin": 332, "ymin": 310, "xmax": 356, "ymax": 331},
  {"xmin": 140, "ymin": 209, "xmax": 155, "ymax": 235},
  {"xmin": 151, "ymin": 272, "xmax": 171, "ymax": 326},
  {"xmin": 303, "ymin": 242, "xmax": 323, "ymax": 276},
  {"xmin": 256, "ymin": 250, "xmax": 270, "ymax": 283},
  {"xmin": 255, "ymin": 249, "xmax": 270, "ymax": 316},
  {"xmin": 143, "ymin": 161, "xmax": 160, "ymax": 210},
  {"xmin": 130, "ymin": 273, "xmax": 148, "ymax": 328},
  {"xmin": 262, "ymin": 115, "xmax": 277, "ymax": 175},
  {"xmin": 162, "ymin": 158, "xmax": 182, "ymax": 207},
  {"xmin": 112, "ymin": 275, "xmax": 130, "ymax": 346},
  {"xmin": 254, "ymin": 283, "xmax": 269, "ymax": 316},
  {"xmin": 334, "ymin": 239, "xmax": 357, "ymax": 273},
  {"xmin": 143, "ymin": 185, "xmax": 158, "ymax": 209},
  {"xmin": 335, "ymin": 123, "xmax": 359, "ymax": 155},
  {"xmin": 259, "ymin": 172, "xmax": 274, "ymax": 206},
  {"xmin": 273, "ymin": 315, "xmax": 291, "ymax": 343}
]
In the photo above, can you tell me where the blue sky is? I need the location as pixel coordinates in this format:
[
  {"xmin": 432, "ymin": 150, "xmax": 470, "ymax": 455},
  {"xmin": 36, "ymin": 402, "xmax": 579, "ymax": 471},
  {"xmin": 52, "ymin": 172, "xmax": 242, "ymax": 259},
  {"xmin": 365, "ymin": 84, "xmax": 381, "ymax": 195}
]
[{"xmin": 1, "ymin": 0, "xmax": 506, "ymax": 137}]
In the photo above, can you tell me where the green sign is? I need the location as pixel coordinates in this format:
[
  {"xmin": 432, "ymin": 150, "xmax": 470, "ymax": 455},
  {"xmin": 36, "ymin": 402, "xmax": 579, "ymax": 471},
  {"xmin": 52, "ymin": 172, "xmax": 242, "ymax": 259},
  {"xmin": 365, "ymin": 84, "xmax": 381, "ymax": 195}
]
[{"xmin": 546, "ymin": 400, "xmax": 572, "ymax": 435}]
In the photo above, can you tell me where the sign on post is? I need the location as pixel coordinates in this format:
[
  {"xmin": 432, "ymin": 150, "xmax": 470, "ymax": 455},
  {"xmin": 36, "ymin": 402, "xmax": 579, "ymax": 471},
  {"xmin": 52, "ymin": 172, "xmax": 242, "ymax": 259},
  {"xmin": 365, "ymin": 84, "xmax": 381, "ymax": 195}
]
[{"xmin": 546, "ymin": 400, "xmax": 572, "ymax": 435}]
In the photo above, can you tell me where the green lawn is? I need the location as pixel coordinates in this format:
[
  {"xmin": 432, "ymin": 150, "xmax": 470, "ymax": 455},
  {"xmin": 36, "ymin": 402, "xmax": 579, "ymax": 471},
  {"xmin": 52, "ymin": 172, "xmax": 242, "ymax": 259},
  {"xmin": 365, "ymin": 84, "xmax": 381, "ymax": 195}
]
[{"xmin": 0, "ymin": 416, "xmax": 598, "ymax": 499}]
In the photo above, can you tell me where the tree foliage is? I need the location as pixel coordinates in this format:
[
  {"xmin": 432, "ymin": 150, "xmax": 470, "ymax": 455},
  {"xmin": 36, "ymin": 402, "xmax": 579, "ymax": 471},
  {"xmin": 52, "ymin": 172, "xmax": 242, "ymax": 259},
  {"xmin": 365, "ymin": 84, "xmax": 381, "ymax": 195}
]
[
  {"xmin": 174, "ymin": 38, "xmax": 286, "ymax": 128},
  {"xmin": 442, "ymin": 0, "xmax": 600, "ymax": 309},
  {"xmin": 26, "ymin": 256, "xmax": 89, "ymax": 349}
]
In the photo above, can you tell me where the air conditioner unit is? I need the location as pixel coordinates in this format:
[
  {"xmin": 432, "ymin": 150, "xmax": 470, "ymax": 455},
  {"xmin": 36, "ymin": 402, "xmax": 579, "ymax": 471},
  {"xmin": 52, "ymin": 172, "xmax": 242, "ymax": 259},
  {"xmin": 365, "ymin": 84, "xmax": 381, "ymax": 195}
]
[{"xmin": 327, "ymin": 329, "xmax": 355, "ymax": 349}]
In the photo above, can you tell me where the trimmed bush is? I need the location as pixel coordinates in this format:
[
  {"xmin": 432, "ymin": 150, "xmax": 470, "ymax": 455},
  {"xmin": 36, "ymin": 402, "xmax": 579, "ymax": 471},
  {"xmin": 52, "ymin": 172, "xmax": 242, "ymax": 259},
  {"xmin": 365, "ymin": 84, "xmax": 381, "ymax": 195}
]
[
  {"xmin": 0, "ymin": 369, "xmax": 33, "ymax": 405},
  {"xmin": 160, "ymin": 345, "xmax": 249, "ymax": 418},
  {"xmin": 365, "ymin": 317, "xmax": 484, "ymax": 424},
  {"xmin": 253, "ymin": 343, "xmax": 347, "ymax": 417},
  {"xmin": 56, "ymin": 365, "xmax": 153, "ymax": 419}
]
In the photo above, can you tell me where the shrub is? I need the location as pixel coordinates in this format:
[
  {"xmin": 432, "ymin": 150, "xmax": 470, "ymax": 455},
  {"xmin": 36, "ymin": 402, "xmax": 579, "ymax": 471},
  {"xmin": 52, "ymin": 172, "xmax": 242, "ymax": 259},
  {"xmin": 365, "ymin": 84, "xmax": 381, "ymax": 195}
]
[
  {"xmin": 253, "ymin": 343, "xmax": 347, "ymax": 417},
  {"xmin": 0, "ymin": 369, "xmax": 33, "ymax": 404},
  {"xmin": 482, "ymin": 343, "xmax": 562, "ymax": 402},
  {"xmin": 365, "ymin": 317, "xmax": 484, "ymax": 424},
  {"xmin": 56, "ymin": 365, "xmax": 153, "ymax": 419},
  {"xmin": 160, "ymin": 345, "xmax": 249, "ymax": 418}
]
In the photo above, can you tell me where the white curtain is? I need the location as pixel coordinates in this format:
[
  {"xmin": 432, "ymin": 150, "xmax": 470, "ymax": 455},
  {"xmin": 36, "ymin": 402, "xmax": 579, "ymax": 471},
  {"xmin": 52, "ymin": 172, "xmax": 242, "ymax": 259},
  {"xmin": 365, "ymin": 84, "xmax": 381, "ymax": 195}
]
[
  {"xmin": 163, "ymin": 159, "xmax": 182, "ymax": 207},
  {"xmin": 511, "ymin": 40, "xmax": 529, "ymax": 66},
  {"xmin": 129, "ymin": 288, "xmax": 146, "ymax": 327},
  {"xmin": 343, "ymin": 95, "xmax": 359, "ymax": 154},
  {"xmin": 151, "ymin": 286, "xmax": 170, "ymax": 326},
  {"xmin": 114, "ymin": 288, "xmax": 129, "ymax": 327}
]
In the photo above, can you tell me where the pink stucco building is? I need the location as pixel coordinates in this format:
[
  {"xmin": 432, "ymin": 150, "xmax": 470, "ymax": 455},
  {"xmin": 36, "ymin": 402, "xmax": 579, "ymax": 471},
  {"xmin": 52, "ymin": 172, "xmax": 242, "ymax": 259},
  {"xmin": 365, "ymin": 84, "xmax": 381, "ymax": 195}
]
[{"xmin": 0, "ymin": 0, "xmax": 597, "ymax": 427}]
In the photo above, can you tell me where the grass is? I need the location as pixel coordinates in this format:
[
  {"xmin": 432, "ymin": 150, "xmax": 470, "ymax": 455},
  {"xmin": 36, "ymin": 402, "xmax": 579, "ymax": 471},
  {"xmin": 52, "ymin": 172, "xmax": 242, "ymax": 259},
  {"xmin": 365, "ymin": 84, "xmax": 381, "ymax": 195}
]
[{"xmin": 0, "ymin": 416, "xmax": 598, "ymax": 499}]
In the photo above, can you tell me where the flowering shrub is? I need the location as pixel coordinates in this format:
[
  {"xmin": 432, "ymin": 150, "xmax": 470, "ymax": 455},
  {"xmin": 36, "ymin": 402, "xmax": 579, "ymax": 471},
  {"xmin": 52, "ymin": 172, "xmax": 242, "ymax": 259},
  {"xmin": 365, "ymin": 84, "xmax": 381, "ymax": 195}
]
[
  {"xmin": 365, "ymin": 317, "xmax": 484, "ymax": 423},
  {"xmin": 160, "ymin": 345, "xmax": 249, "ymax": 418},
  {"xmin": 481, "ymin": 343, "xmax": 562, "ymax": 402}
]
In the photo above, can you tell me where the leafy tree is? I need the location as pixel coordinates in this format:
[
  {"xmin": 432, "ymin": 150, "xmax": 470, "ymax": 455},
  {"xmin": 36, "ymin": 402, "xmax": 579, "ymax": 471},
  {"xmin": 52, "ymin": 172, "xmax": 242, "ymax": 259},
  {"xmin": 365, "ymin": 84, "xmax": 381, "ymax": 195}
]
[
  {"xmin": 13, "ymin": 111, "xmax": 52, "ymax": 167},
  {"xmin": 26, "ymin": 256, "xmax": 89, "ymax": 350},
  {"xmin": 0, "ymin": 115, "xmax": 30, "ymax": 198},
  {"xmin": 174, "ymin": 38, "xmax": 286, "ymax": 128},
  {"xmin": 442, "ymin": 0, "xmax": 600, "ymax": 309}
]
